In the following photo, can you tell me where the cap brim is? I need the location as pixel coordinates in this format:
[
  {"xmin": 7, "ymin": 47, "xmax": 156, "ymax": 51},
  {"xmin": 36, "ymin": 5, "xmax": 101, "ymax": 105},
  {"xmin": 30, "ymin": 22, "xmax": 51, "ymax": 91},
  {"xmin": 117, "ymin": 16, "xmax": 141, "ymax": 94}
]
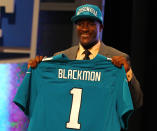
[{"xmin": 71, "ymin": 15, "xmax": 102, "ymax": 24}]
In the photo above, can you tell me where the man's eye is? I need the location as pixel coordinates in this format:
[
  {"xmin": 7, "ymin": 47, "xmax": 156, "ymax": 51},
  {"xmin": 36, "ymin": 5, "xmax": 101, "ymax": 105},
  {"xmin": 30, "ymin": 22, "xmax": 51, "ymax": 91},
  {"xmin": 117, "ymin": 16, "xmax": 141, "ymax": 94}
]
[
  {"xmin": 77, "ymin": 23, "xmax": 83, "ymax": 26},
  {"xmin": 89, "ymin": 23, "xmax": 96, "ymax": 26}
]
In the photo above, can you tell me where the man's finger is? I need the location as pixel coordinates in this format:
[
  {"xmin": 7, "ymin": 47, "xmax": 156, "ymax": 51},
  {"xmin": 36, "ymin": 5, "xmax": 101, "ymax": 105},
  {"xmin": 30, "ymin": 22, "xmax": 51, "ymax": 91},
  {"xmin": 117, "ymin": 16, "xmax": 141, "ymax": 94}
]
[
  {"xmin": 112, "ymin": 58, "xmax": 122, "ymax": 68},
  {"xmin": 27, "ymin": 64, "xmax": 30, "ymax": 69},
  {"xmin": 27, "ymin": 60, "xmax": 37, "ymax": 69},
  {"xmin": 28, "ymin": 60, "xmax": 33, "ymax": 69},
  {"xmin": 39, "ymin": 56, "xmax": 44, "ymax": 61},
  {"xmin": 35, "ymin": 56, "xmax": 40, "ymax": 63}
]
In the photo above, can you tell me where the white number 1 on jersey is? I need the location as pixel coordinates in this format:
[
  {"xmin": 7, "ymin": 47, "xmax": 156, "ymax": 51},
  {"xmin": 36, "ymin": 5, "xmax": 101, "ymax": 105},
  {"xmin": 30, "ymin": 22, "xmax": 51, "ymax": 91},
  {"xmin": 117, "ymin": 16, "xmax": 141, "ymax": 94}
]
[{"xmin": 66, "ymin": 88, "xmax": 82, "ymax": 129}]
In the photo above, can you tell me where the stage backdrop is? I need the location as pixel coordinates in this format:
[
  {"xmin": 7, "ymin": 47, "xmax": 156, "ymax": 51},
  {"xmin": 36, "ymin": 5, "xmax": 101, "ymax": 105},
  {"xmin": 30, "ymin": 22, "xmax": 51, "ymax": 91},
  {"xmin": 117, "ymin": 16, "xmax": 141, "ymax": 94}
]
[
  {"xmin": 0, "ymin": 0, "xmax": 33, "ymax": 48},
  {"xmin": 0, "ymin": 63, "xmax": 29, "ymax": 131},
  {"xmin": 0, "ymin": 0, "xmax": 34, "ymax": 130}
]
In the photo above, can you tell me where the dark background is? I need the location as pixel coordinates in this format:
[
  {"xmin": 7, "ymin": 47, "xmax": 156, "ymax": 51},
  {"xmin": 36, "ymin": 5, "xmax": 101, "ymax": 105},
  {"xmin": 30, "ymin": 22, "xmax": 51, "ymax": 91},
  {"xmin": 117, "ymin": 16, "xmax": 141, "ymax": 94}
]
[{"xmin": 103, "ymin": 0, "xmax": 156, "ymax": 130}]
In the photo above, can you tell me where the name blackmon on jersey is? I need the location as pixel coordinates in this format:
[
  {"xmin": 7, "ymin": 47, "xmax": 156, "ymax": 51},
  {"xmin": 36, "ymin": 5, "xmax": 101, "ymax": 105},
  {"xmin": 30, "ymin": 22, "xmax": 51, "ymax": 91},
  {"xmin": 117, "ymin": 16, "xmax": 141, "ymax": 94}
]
[{"xmin": 58, "ymin": 69, "xmax": 101, "ymax": 81}]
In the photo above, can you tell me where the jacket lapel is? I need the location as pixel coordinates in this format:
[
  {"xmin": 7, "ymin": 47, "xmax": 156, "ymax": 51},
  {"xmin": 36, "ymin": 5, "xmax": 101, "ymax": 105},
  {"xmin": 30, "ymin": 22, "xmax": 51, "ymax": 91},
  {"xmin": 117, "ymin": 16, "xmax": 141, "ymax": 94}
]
[
  {"xmin": 63, "ymin": 45, "xmax": 79, "ymax": 60},
  {"xmin": 98, "ymin": 41, "xmax": 109, "ymax": 56}
]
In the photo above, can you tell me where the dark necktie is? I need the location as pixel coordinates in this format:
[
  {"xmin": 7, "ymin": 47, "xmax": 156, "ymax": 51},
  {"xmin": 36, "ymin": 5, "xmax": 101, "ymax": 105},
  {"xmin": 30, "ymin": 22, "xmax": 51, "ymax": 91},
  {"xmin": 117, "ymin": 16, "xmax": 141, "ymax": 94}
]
[{"xmin": 83, "ymin": 50, "xmax": 91, "ymax": 60}]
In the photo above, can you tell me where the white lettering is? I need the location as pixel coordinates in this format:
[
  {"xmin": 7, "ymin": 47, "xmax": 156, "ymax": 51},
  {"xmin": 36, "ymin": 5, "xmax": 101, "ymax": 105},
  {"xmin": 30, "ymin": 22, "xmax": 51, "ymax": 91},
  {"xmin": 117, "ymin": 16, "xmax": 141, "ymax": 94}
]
[
  {"xmin": 73, "ymin": 70, "xmax": 77, "ymax": 80},
  {"xmin": 63, "ymin": 69, "xmax": 67, "ymax": 79},
  {"xmin": 95, "ymin": 72, "xmax": 101, "ymax": 81},
  {"xmin": 77, "ymin": 70, "xmax": 82, "ymax": 80},
  {"xmin": 58, "ymin": 69, "xmax": 63, "ymax": 78},
  {"xmin": 90, "ymin": 71, "xmax": 95, "ymax": 81},
  {"xmin": 77, "ymin": 6, "xmax": 97, "ymax": 16},
  {"xmin": 58, "ymin": 69, "xmax": 101, "ymax": 82},
  {"xmin": 82, "ymin": 71, "xmax": 90, "ymax": 81},
  {"xmin": 68, "ymin": 70, "xmax": 73, "ymax": 79}
]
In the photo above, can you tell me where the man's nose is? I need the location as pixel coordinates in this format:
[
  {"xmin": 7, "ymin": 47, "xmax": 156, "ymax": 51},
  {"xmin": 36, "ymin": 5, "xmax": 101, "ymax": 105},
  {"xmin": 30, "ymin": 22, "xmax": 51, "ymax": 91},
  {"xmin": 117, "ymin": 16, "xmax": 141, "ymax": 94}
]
[{"xmin": 81, "ymin": 23, "xmax": 89, "ymax": 30}]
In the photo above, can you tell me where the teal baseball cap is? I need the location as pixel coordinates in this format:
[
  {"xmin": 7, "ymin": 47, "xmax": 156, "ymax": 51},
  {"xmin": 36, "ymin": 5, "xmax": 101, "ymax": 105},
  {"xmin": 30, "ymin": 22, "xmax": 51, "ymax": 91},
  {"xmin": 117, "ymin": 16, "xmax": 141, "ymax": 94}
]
[{"xmin": 71, "ymin": 4, "xmax": 103, "ymax": 24}]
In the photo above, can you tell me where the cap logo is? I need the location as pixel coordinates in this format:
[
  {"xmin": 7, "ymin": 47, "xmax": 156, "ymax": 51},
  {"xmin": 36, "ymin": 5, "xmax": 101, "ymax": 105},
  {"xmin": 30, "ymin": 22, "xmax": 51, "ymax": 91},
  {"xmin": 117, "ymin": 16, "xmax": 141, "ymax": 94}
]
[{"xmin": 77, "ymin": 7, "xmax": 97, "ymax": 16}]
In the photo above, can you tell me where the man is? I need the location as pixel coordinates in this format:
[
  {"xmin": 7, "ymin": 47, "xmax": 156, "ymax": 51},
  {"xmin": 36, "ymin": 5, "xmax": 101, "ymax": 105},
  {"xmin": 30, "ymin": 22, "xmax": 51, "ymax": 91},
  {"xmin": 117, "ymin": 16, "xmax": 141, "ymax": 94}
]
[{"xmin": 28, "ymin": 4, "xmax": 143, "ymax": 109}]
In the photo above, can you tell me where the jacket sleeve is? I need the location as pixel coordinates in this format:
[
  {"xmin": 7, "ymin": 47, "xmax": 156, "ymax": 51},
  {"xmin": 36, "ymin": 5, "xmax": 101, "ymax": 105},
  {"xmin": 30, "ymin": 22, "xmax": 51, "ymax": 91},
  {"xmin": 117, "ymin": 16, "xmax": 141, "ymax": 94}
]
[
  {"xmin": 102, "ymin": 44, "xmax": 143, "ymax": 109},
  {"xmin": 128, "ymin": 72, "xmax": 143, "ymax": 109},
  {"xmin": 126, "ymin": 55, "xmax": 143, "ymax": 109}
]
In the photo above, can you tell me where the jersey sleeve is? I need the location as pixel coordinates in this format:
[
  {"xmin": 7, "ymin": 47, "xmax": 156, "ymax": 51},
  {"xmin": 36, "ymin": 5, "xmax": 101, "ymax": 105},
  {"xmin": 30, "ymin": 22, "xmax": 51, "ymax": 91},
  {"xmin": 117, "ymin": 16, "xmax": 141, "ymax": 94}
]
[
  {"xmin": 13, "ymin": 68, "xmax": 37, "ymax": 117},
  {"xmin": 116, "ymin": 68, "xmax": 134, "ymax": 130}
]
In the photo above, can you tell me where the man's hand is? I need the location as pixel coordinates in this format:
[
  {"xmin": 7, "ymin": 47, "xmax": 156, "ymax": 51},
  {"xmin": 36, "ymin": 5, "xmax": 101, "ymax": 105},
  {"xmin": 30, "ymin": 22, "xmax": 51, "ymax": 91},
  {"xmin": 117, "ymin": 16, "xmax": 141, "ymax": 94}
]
[
  {"xmin": 111, "ymin": 56, "xmax": 133, "ymax": 81},
  {"xmin": 111, "ymin": 56, "xmax": 130, "ymax": 72},
  {"xmin": 27, "ymin": 56, "xmax": 43, "ymax": 69}
]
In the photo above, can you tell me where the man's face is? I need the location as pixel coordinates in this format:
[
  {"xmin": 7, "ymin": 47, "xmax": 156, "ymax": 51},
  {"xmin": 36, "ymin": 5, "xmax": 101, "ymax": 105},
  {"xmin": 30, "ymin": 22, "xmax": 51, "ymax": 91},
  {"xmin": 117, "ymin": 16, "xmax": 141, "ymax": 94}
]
[{"xmin": 76, "ymin": 19, "xmax": 103, "ymax": 48}]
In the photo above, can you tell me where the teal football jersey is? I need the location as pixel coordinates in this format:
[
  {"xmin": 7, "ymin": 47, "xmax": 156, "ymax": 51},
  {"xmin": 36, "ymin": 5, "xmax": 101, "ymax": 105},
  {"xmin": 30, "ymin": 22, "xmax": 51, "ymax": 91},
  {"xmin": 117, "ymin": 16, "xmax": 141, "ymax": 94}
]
[{"xmin": 13, "ymin": 54, "xmax": 134, "ymax": 131}]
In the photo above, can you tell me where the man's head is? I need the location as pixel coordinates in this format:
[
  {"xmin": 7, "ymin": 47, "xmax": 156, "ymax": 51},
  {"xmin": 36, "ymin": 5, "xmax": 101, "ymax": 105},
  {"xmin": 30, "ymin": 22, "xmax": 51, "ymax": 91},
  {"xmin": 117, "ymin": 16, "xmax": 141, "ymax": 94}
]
[{"xmin": 71, "ymin": 4, "xmax": 103, "ymax": 49}]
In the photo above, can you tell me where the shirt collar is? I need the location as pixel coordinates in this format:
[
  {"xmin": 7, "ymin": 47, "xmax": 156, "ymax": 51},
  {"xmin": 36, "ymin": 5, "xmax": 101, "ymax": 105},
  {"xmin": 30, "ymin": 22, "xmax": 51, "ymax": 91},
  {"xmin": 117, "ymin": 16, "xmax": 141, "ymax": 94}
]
[{"xmin": 79, "ymin": 40, "xmax": 101, "ymax": 56}]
